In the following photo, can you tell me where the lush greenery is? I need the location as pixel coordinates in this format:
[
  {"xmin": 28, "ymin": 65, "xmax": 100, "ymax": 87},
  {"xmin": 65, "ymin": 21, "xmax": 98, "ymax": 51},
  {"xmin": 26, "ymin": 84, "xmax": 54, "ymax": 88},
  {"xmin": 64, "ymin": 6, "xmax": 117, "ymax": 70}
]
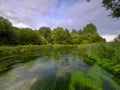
[
  {"xmin": 114, "ymin": 34, "xmax": 120, "ymax": 42},
  {"xmin": 0, "ymin": 43, "xmax": 120, "ymax": 89},
  {"xmin": 87, "ymin": 42, "xmax": 120, "ymax": 85},
  {"xmin": 0, "ymin": 16, "xmax": 120, "ymax": 89},
  {"xmin": 102, "ymin": 0, "xmax": 120, "ymax": 18},
  {"xmin": 0, "ymin": 16, "xmax": 105, "ymax": 46},
  {"xmin": 0, "ymin": 45, "xmax": 76, "ymax": 72},
  {"xmin": 0, "ymin": 44, "xmax": 120, "ymax": 80}
]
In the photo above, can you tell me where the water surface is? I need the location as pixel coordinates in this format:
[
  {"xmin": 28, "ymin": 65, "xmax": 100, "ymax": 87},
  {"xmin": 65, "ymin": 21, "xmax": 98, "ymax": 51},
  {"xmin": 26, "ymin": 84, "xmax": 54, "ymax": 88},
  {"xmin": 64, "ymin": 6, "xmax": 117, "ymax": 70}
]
[{"xmin": 0, "ymin": 53, "xmax": 119, "ymax": 90}]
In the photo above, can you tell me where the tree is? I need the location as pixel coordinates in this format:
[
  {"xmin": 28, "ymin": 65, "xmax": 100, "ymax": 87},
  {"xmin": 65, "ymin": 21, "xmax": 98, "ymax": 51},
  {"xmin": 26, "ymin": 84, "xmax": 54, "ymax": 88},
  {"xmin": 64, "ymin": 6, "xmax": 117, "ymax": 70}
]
[
  {"xmin": 64, "ymin": 29, "xmax": 72, "ymax": 44},
  {"xmin": 51, "ymin": 27, "xmax": 64, "ymax": 44},
  {"xmin": 78, "ymin": 29, "xmax": 83, "ymax": 35},
  {"xmin": 0, "ymin": 16, "xmax": 16, "ymax": 45},
  {"xmin": 102, "ymin": 0, "xmax": 120, "ymax": 18},
  {"xmin": 114, "ymin": 34, "xmax": 120, "ymax": 42},
  {"xmin": 12, "ymin": 26, "xmax": 22, "ymax": 45},
  {"xmin": 83, "ymin": 23, "xmax": 97, "ymax": 34},
  {"xmin": 78, "ymin": 35, "xmax": 88, "ymax": 44},
  {"xmin": 71, "ymin": 34, "xmax": 79, "ymax": 44},
  {"xmin": 18, "ymin": 28, "xmax": 47, "ymax": 45},
  {"xmin": 0, "ymin": 16, "xmax": 106, "ymax": 45},
  {"xmin": 51, "ymin": 27, "xmax": 71, "ymax": 44},
  {"xmin": 88, "ymin": 34, "xmax": 106, "ymax": 43},
  {"xmin": 71, "ymin": 29, "xmax": 77, "ymax": 34},
  {"xmin": 39, "ymin": 27, "xmax": 51, "ymax": 43},
  {"xmin": 77, "ymin": 23, "xmax": 106, "ymax": 44}
]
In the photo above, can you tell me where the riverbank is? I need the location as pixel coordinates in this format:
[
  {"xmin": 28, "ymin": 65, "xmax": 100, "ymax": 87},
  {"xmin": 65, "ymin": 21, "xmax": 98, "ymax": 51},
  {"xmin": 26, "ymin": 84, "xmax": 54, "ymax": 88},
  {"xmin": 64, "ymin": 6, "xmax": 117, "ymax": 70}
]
[
  {"xmin": 87, "ymin": 42, "xmax": 120, "ymax": 85},
  {"xmin": 0, "ymin": 45, "xmax": 79, "ymax": 73}
]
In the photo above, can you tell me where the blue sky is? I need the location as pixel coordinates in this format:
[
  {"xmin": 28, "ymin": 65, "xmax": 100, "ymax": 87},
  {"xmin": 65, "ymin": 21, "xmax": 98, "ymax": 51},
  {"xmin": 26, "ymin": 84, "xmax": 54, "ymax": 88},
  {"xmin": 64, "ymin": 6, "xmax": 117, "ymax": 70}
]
[{"xmin": 0, "ymin": 0, "xmax": 120, "ymax": 41}]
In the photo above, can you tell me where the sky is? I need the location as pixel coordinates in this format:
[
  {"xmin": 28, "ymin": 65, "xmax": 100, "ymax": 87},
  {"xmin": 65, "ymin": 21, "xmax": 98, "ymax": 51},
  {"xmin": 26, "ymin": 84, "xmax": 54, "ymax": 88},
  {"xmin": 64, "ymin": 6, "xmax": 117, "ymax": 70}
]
[{"xmin": 0, "ymin": 0, "xmax": 120, "ymax": 41}]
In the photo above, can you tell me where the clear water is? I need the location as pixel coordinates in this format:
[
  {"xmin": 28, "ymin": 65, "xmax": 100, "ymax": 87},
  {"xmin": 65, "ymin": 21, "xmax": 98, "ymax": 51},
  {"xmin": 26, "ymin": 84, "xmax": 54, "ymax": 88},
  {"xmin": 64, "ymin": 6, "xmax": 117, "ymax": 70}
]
[{"xmin": 0, "ymin": 53, "xmax": 119, "ymax": 90}]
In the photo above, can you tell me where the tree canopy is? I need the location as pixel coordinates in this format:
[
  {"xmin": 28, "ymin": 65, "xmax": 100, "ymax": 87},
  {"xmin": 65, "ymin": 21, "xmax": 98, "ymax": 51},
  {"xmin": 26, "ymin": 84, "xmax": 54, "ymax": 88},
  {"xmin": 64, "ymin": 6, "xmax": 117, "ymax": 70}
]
[
  {"xmin": 39, "ymin": 27, "xmax": 51, "ymax": 43},
  {"xmin": 83, "ymin": 23, "xmax": 97, "ymax": 34},
  {"xmin": 102, "ymin": 0, "xmax": 120, "ymax": 18},
  {"xmin": 0, "ymin": 16, "xmax": 106, "ymax": 46},
  {"xmin": 51, "ymin": 27, "xmax": 71, "ymax": 44},
  {"xmin": 114, "ymin": 34, "xmax": 120, "ymax": 42},
  {"xmin": 0, "ymin": 16, "xmax": 16, "ymax": 45}
]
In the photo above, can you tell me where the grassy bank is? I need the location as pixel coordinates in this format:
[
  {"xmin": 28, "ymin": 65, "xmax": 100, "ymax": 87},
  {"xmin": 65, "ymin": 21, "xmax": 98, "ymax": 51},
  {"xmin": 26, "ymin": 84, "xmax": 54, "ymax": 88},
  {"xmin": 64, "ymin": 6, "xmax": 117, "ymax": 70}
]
[
  {"xmin": 87, "ymin": 42, "xmax": 120, "ymax": 85},
  {"xmin": 0, "ymin": 45, "xmax": 79, "ymax": 73},
  {"xmin": 0, "ymin": 45, "xmax": 51, "ymax": 72}
]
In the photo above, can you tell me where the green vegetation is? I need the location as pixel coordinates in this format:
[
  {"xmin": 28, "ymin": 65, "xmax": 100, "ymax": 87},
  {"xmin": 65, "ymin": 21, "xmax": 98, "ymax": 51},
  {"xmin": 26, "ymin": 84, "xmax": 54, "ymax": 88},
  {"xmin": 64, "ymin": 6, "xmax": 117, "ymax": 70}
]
[
  {"xmin": 31, "ymin": 73, "xmax": 71, "ymax": 90},
  {"xmin": 87, "ymin": 64, "xmax": 120, "ymax": 90},
  {"xmin": 87, "ymin": 42, "xmax": 120, "ymax": 85},
  {"xmin": 102, "ymin": 0, "xmax": 120, "ymax": 18},
  {"xmin": 0, "ymin": 44, "xmax": 120, "ymax": 89},
  {"xmin": 70, "ymin": 71, "xmax": 102, "ymax": 90},
  {"xmin": 39, "ymin": 27, "xmax": 51, "ymax": 43},
  {"xmin": 30, "ymin": 63, "xmax": 120, "ymax": 90},
  {"xmin": 0, "ymin": 16, "xmax": 120, "ymax": 89},
  {"xmin": 114, "ymin": 34, "xmax": 120, "ymax": 42},
  {"xmin": 0, "ymin": 16, "xmax": 105, "ymax": 46},
  {"xmin": 0, "ymin": 43, "xmax": 120, "ymax": 80},
  {"xmin": 0, "ymin": 45, "xmax": 51, "ymax": 72}
]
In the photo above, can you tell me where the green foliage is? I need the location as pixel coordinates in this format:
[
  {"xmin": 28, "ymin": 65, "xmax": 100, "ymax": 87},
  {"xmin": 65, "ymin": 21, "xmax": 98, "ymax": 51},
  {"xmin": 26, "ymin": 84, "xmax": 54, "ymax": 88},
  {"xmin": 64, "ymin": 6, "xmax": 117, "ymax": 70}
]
[
  {"xmin": 18, "ymin": 28, "xmax": 47, "ymax": 45},
  {"xmin": 83, "ymin": 57, "xmax": 95, "ymax": 65},
  {"xmin": 102, "ymin": 0, "xmax": 120, "ymax": 18},
  {"xmin": 71, "ymin": 34, "xmax": 79, "ymax": 44},
  {"xmin": 0, "ymin": 16, "xmax": 106, "ymax": 45},
  {"xmin": 87, "ymin": 42, "xmax": 120, "ymax": 84},
  {"xmin": 51, "ymin": 27, "xmax": 65, "ymax": 44},
  {"xmin": 0, "ymin": 16, "xmax": 16, "ymax": 45},
  {"xmin": 0, "ymin": 16, "xmax": 48, "ymax": 45},
  {"xmin": 71, "ymin": 29, "xmax": 77, "ymax": 34},
  {"xmin": 0, "ymin": 45, "xmax": 54, "ymax": 72},
  {"xmin": 64, "ymin": 29, "xmax": 72, "ymax": 44},
  {"xmin": 111, "ymin": 64, "xmax": 120, "ymax": 76},
  {"xmin": 87, "ymin": 64, "xmax": 120, "ymax": 90},
  {"xmin": 51, "ymin": 27, "xmax": 71, "ymax": 44},
  {"xmin": 0, "ymin": 44, "xmax": 120, "ymax": 88},
  {"xmin": 78, "ymin": 29, "xmax": 83, "ymax": 35},
  {"xmin": 39, "ymin": 27, "xmax": 51, "ymax": 43},
  {"xmin": 88, "ymin": 0, "xmax": 120, "ymax": 18},
  {"xmin": 83, "ymin": 23, "xmax": 97, "ymax": 34},
  {"xmin": 70, "ymin": 23, "xmax": 105, "ymax": 44},
  {"xmin": 114, "ymin": 34, "xmax": 120, "ymax": 42}
]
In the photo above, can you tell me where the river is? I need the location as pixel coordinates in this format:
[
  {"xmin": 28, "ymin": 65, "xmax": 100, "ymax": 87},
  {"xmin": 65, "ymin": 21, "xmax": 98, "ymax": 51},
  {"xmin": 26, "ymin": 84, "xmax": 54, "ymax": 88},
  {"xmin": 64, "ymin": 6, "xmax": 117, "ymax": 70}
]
[{"xmin": 0, "ymin": 52, "xmax": 119, "ymax": 90}]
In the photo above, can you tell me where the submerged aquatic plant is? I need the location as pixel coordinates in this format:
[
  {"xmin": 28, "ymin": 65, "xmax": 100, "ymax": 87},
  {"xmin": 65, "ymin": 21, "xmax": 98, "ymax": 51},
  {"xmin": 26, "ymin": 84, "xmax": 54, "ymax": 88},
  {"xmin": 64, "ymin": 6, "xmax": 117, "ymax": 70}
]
[{"xmin": 70, "ymin": 71, "xmax": 102, "ymax": 90}]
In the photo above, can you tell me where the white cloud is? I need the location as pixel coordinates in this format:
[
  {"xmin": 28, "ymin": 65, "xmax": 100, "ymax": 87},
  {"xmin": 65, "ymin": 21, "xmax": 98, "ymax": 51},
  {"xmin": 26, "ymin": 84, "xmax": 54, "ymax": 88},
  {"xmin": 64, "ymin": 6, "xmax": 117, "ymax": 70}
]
[
  {"xmin": 0, "ymin": 0, "xmax": 120, "ymax": 36},
  {"xmin": 13, "ymin": 23, "xmax": 29, "ymax": 28},
  {"xmin": 56, "ymin": 0, "xmax": 120, "ymax": 35},
  {"xmin": 0, "ymin": 0, "xmax": 57, "ymax": 29},
  {"xmin": 102, "ymin": 35, "xmax": 117, "ymax": 42}
]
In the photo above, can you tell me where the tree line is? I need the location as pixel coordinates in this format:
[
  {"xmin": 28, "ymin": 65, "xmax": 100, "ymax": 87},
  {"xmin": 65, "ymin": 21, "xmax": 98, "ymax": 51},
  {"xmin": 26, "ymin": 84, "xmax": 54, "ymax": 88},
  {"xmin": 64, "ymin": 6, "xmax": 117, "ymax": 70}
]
[{"xmin": 1, "ymin": 16, "xmax": 119, "ymax": 46}]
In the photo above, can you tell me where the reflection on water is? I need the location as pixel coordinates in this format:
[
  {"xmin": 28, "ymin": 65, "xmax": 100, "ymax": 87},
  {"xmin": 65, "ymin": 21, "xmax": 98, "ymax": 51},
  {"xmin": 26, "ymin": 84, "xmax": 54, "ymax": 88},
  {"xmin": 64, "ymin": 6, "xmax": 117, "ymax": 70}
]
[{"xmin": 0, "ymin": 53, "xmax": 119, "ymax": 90}]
